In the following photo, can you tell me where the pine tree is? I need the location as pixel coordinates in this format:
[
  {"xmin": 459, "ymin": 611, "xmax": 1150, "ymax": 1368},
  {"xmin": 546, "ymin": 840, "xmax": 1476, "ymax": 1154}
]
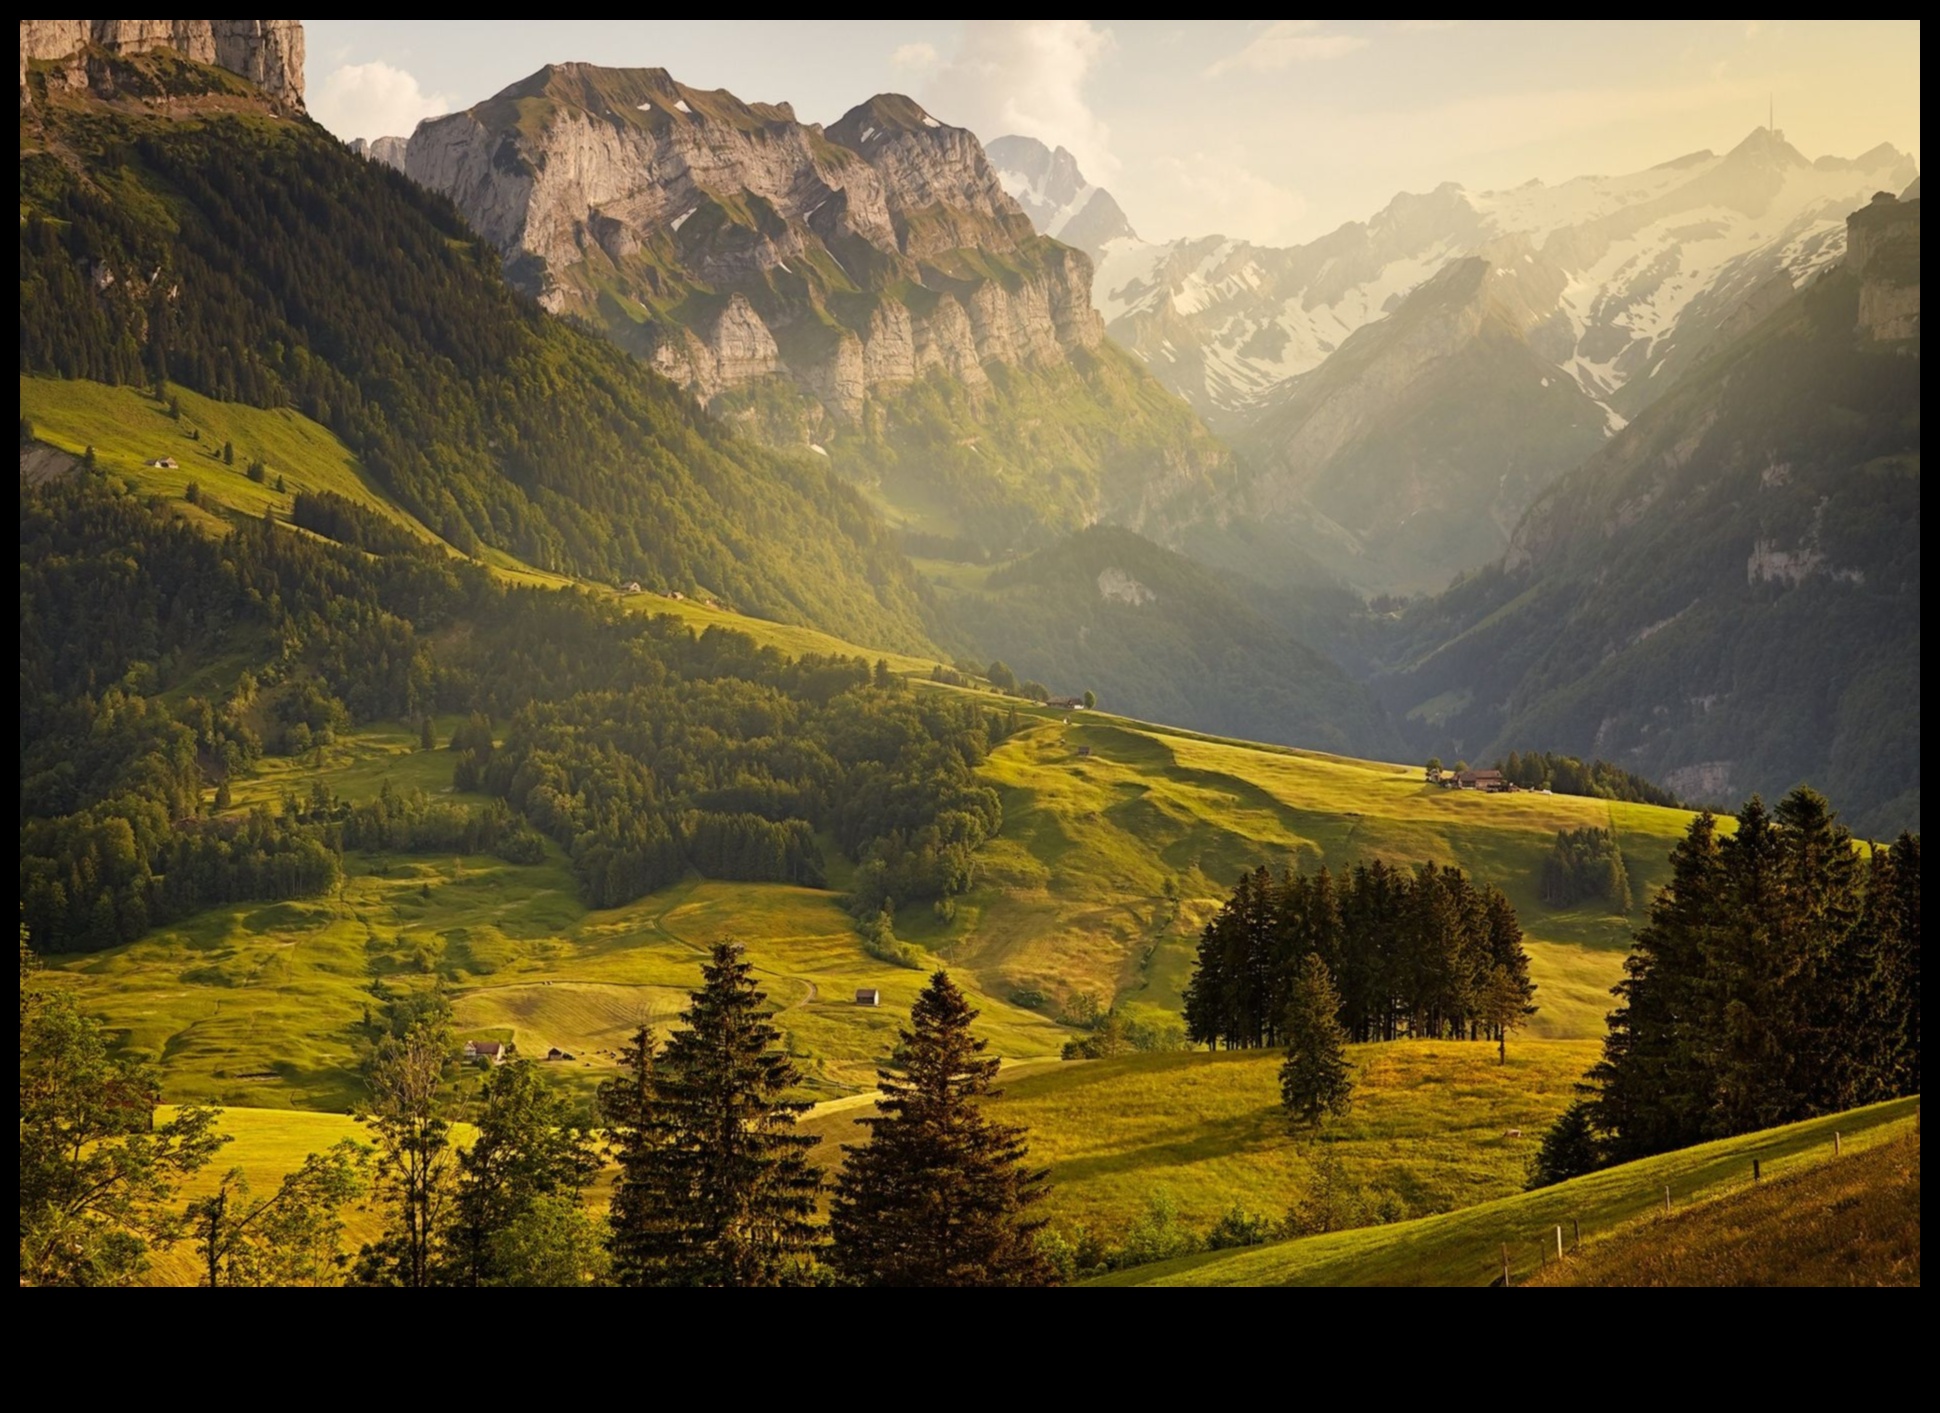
[
  {"xmin": 618, "ymin": 940, "xmax": 822, "ymax": 1286},
  {"xmin": 597, "ymin": 1025, "xmax": 672, "ymax": 1287},
  {"xmin": 829, "ymin": 971, "xmax": 1057, "ymax": 1286},
  {"xmin": 1279, "ymin": 953, "xmax": 1353, "ymax": 1129},
  {"xmin": 1527, "ymin": 1100, "xmax": 1602, "ymax": 1189}
]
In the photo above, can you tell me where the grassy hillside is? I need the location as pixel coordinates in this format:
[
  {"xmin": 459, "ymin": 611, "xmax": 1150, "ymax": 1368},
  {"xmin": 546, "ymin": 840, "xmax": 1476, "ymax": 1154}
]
[
  {"xmin": 917, "ymin": 715, "xmax": 1695, "ymax": 1040},
  {"xmin": 800, "ymin": 1040, "xmax": 1596, "ymax": 1238},
  {"xmin": 1527, "ymin": 1127, "xmax": 1920, "ymax": 1287},
  {"xmin": 47, "ymin": 729, "xmax": 1067, "ymax": 1111},
  {"xmin": 1098, "ymin": 1096, "xmax": 1920, "ymax": 1285}
]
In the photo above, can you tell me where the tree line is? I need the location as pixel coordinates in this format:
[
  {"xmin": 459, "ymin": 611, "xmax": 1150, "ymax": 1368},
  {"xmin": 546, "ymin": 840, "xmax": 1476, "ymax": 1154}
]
[
  {"xmin": 1183, "ymin": 861, "xmax": 1537, "ymax": 1052},
  {"xmin": 1540, "ymin": 825, "xmax": 1632, "ymax": 910},
  {"xmin": 1531, "ymin": 788, "xmax": 1921, "ymax": 1186},
  {"xmin": 20, "ymin": 930, "xmax": 1056, "ymax": 1287}
]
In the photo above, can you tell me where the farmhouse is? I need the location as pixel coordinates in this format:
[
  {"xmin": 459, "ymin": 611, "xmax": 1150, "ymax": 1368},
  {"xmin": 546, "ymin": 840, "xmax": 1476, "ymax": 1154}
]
[
  {"xmin": 854, "ymin": 988, "xmax": 881, "ymax": 1006},
  {"xmin": 463, "ymin": 1039, "xmax": 507, "ymax": 1065},
  {"xmin": 1047, "ymin": 696, "xmax": 1085, "ymax": 710},
  {"xmin": 1075, "ymin": 744, "xmax": 1092, "ymax": 758},
  {"xmin": 1440, "ymin": 768, "xmax": 1512, "ymax": 793},
  {"xmin": 144, "ymin": 456, "xmax": 178, "ymax": 468}
]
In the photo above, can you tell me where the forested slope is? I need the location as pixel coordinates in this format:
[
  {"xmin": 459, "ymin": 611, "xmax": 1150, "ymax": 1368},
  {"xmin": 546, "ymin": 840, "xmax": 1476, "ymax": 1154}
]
[{"xmin": 18, "ymin": 45, "xmax": 932, "ymax": 651}]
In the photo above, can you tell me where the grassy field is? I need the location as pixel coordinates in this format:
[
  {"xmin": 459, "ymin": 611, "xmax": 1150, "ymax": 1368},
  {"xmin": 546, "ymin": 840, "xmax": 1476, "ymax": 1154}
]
[
  {"xmin": 1527, "ymin": 1127, "xmax": 1920, "ymax": 1287},
  {"xmin": 906, "ymin": 716, "xmax": 1696, "ymax": 1040},
  {"xmin": 49, "ymin": 703, "xmax": 1692, "ymax": 1121},
  {"xmin": 1096, "ymin": 1096, "xmax": 1921, "ymax": 1285},
  {"xmin": 799, "ymin": 1039, "xmax": 1598, "ymax": 1237},
  {"xmin": 48, "ymin": 719, "xmax": 1068, "ymax": 1110}
]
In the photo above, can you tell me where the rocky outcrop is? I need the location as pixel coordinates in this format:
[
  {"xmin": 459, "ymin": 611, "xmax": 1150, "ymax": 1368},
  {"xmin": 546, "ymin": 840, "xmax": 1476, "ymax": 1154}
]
[
  {"xmin": 1849, "ymin": 191, "xmax": 1921, "ymax": 341},
  {"xmin": 350, "ymin": 134, "xmax": 408, "ymax": 171},
  {"xmin": 19, "ymin": 20, "xmax": 305, "ymax": 108},
  {"xmin": 405, "ymin": 65, "xmax": 1102, "ymax": 420}
]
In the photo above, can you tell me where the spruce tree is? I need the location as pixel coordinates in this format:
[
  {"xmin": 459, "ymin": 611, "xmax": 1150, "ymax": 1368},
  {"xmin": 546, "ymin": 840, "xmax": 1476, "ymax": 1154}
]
[
  {"xmin": 618, "ymin": 940, "xmax": 822, "ymax": 1286},
  {"xmin": 829, "ymin": 971, "xmax": 1057, "ymax": 1286},
  {"xmin": 1526, "ymin": 1100, "xmax": 1602, "ymax": 1189},
  {"xmin": 1279, "ymin": 953, "xmax": 1353, "ymax": 1129},
  {"xmin": 597, "ymin": 1025, "xmax": 672, "ymax": 1287}
]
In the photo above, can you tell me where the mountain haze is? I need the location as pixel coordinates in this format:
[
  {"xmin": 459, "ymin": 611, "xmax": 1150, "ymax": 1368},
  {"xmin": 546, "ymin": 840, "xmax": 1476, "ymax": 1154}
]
[
  {"xmin": 1379, "ymin": 193, "xmax": 1921, "ymax": 835},
  {"xmin": 987, "ymin": 134, "xmax": 1137, "ymax": 262}
]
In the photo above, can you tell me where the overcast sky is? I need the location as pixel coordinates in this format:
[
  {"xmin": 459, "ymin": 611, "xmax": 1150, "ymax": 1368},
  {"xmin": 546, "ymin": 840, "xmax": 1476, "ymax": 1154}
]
[{"xmin": 306, "ymin": 19, "xmax": 1921, "ymax": 247}]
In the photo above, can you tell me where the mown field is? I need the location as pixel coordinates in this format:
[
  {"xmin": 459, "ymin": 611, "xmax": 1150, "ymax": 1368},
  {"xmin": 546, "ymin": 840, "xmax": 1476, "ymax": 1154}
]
[
  {"xmin": 1097, "ymin": 1096, "xmax": 1921, "ymax": 1286},
  {"xmin": 1526, "ymin": 1126, "xmax": 1921, "ymax": 1287}
]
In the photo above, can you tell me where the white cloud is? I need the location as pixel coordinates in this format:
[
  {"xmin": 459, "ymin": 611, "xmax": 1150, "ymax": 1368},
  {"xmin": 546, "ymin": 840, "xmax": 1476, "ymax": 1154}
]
[
  {"xmin": 922, "ymin": 21, "xmax": 1117, "ymax": 179},
  {"xmin": 310, "ymin": 61, "xmax": 451, "ymax": 145},
  {"xmin": 1204, "ymin": 21, "xmax": 1368, "ymax": 77},
  {"xmin": 1151, "ymin": 152, "xmax": 1310, "ymax": 245},
  {"xmin": 890, "ymin": 41, "xmax": 938, "ymax": 71}
]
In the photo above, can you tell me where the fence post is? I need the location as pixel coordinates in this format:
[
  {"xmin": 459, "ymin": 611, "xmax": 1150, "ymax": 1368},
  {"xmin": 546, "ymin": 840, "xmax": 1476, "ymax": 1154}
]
[
  {"xmin": 1572, "ymin": 1216, "xmax": 1580, "ymax": 1249},
  {"xmin": 1833, "ymin": 1130, "xmax": 1841, "ymax": 1157},
  {"xmin": 1555, "ymin": 1225, "xmax": 1564, "ymax": 1261},
  {"xmin": 1753, "ymin": 1158, "xmax": 1761, "ymax": 1182},
  {"xmin": 1663, "ymin": 1184, "xmax": 1671, "ymax": 1215},
  {"xmin": 1501, "ymin": 1243, "xmax": 1510, "ymax": 1287}
]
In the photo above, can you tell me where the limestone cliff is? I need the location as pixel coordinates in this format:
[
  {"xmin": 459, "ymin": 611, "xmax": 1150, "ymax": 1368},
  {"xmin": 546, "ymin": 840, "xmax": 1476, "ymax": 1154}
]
[
  {"xmin": 1848, "ymin": 190, "xmax": 1921, "ymax": 341},
  {"xmin": 19, "ymin": 19, "xmax": 304, "ymax": 108},
  {"xmin": 405, "ymin": 66, "xmax": 1102, "ymax": 420}
]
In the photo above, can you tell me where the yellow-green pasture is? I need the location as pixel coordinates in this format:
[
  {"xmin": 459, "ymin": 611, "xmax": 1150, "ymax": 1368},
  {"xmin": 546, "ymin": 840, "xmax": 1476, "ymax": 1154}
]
[
  {"xmin": 1099, "ymin": 1096, "xmax": 1921, "ymax": 1286},
  {"xmin": 50, "ymin": 823, "xmax": 1068, "ymax": 1112},
  {"xmin": 799, "ymin": 1039, "xmax": 1597, "ymax": 1239},
  {"xmin": 916, "ymin": 717, "xmax": 1697, "ymax": 1039}
]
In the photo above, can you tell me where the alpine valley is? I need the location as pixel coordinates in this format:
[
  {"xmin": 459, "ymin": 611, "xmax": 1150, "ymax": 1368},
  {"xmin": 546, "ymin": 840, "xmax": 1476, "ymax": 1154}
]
[{"xmin": 17, "ymin": 19, "xmax": 1921, "ymax": 1291}]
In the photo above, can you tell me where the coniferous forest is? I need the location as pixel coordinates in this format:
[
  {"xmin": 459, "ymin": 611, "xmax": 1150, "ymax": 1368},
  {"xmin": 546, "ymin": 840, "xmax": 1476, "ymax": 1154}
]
[
  {"xmin": 1536, "ymin": 790, "xmax": 1922, "ymax": 1181},
  {"xmin": 20, "ymin": 474, "xmax": 1007, "ymax": 953},
  {"xmin": 1183, "ymin": 862, "xmax": 1537, "ymax": 1049}
]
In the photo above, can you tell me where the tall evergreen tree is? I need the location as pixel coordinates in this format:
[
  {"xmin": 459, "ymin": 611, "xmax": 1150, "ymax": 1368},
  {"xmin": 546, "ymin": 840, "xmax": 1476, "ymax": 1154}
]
[
  {"xmin": 829, "ymin": 971, "xmax": 1057, "ymax": 1286},
  {"xmin": 1279, "ymin": 954, "xmax": 1353, "ymax": 1130},
  {"xmin": 597, "ymin": 1025, "xmax": 673, "ymax": 1288},
  {"xmin": 613, "ymin": 941, "xmax": 822, "ymax": 1286}
]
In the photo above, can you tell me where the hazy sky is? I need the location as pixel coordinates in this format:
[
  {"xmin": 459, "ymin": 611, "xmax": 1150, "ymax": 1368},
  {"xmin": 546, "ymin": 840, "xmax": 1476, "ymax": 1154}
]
[{"xmin": 306, "ymin": 19, "xmax": 1921, "ymax": 246}]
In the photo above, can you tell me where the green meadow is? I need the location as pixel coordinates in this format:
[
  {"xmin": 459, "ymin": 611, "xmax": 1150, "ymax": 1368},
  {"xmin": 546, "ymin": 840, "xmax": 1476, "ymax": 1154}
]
[
  {"xmin": 799, "ymin": 1039, "xmax": 1599, "ymax": 1237},
  {"xmin": 1096, "ymin": 1096, "xmax": 1921, "ymax": 1286}
]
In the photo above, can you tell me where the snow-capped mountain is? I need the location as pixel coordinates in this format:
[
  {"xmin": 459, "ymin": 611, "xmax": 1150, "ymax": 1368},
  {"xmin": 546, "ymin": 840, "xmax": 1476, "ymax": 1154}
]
[
  {"xmin": 987, "ymin": 134, "xmax": 1136, "ymax": 262},
  {"xmin": 1096, "ymin": 129, "xmax": 1918, "ymax": 432}
]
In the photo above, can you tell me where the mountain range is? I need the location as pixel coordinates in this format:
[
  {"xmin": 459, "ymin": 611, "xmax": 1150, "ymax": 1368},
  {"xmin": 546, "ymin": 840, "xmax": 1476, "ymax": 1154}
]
[{"xmin": 997, "ymin": 129, "xmax": 1918, "ymax": 593}]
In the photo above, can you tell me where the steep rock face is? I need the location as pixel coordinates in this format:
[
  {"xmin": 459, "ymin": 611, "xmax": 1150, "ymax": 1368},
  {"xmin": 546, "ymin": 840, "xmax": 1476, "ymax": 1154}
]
[
  {"xmin": 1848, "ymin": 191, "xmax": 1921, "ymax": 341},
  {"xmin": 405, "ymin": 67, "xmax": 1101, "ymax": 420},
  {"xmin": 988, "ymin": 133, "xmax": 1137, "ymax": 261},
  {"xmin": 1377, "ymin": 198, "xmax": 1922, "ymax": 836},
  {"xmin": 350, "ymin": 134, "xmax": 408, "ymax": 171},
  {"xmin": 19, "ymin": 19, "xmax": 304, "ymax": 107}
]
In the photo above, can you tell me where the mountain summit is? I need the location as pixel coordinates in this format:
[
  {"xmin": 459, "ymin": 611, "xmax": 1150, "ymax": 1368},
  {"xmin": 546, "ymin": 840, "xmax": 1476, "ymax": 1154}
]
[
  {"xmin": 405, "ymin": 67, "xmax": 1100, "ymax": 418},
  {"xmin": 987, "ymin": 134, "xmax": 1137, "ymax": 261}
]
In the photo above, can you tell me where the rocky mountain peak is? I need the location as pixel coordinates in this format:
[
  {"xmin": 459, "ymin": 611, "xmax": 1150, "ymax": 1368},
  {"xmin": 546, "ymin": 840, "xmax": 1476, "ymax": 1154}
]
[
  {"xmin": 18, "ymin": 19, "xmax": 304, "ymax": 109},
  {"xmin": 989, "ymin": 133, "xmax": 1138, "ymax": 263},
  {"xmin": 407, "ymin": 65, "xmax": 1100, "ymax": 419}
]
